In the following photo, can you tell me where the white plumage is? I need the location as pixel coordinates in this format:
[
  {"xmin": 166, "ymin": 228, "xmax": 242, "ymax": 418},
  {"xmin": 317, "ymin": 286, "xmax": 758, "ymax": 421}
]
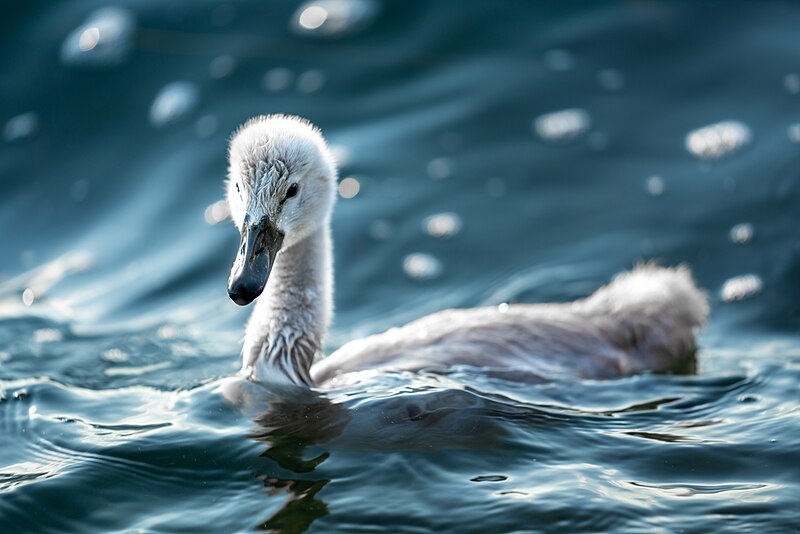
[{"xmin": 224, "ymin": 115, "xmax": 708, "ymax": 389}]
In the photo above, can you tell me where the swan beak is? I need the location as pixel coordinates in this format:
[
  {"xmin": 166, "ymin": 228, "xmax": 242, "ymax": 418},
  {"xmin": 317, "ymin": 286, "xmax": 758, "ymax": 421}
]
[{"xmin": 227, "ymin": 216, "xmax": 284, "ymax": 306}]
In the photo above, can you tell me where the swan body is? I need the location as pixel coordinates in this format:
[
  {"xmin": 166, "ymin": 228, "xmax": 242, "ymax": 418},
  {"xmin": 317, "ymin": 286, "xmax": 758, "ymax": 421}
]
[{"xmin": 225, "ymin": 115, "xmax": 708, "ymax": 388}]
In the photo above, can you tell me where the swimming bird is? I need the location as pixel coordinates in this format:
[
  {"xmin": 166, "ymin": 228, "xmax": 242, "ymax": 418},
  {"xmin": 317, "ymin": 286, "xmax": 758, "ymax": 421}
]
[{"xmin": 225, "ymin": 114, "xmax": 708, "ymax": 388}]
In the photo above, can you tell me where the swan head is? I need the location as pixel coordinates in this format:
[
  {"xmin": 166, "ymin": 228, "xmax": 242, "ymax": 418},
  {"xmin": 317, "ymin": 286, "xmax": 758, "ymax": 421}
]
[{"xmin": 226, "ymin": 114, "xmax": 337, "ymax": 305}]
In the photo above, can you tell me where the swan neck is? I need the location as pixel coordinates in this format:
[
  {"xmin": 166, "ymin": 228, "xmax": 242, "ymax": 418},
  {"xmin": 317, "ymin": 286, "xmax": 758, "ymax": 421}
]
[{"xmin": 242, "ymin": 222, "xmax": 332, "ymax": 387}]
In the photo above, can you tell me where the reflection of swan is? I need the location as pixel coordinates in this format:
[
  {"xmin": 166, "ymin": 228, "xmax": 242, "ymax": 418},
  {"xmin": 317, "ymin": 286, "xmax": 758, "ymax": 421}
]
[{"xmin": 225, "ymin": 115, "xmax": 708, "ymax": 388}]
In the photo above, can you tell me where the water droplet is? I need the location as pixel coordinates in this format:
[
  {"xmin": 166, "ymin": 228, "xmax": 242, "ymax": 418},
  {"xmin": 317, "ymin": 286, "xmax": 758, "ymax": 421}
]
[
  {"xmin": 544, "ymin": 49, "xmax": 574, "ymax": 71},
  {"xmin": 262, "ymin": 68, "xmax": 294, "ymax": 92},
  {"xmin": 646, "ymin": 176, "xmax": 665, "ymax": 196},
  {"xmin": 338, "ymin": 177, "xmax": 360, "ymax": 198},
  {"xmin": 787, "ymin": 124, "xmax": 800, "ymax": 143},
  {"xmin": 423, "ymin": 213, "xmax": 462, "ymax": 238},
  {"xmin": 34, "ymin": 329, "xmax": 62, "ymax": 343},
  {"xmin": 22, "ymin": 288, "xmax": 35, "ymax": 307},
  {"xmin": 784, "ymin": 73, "xmax": 800, "ymax": 95},
  {"xmin": 297, "ymin": 69, "xmax": 326, "ymax": 93},
  {"xmin": 61, "ymin": 7, "xmax": 135, "ymax": 68},
  {"xmin": 721, "ymin": 274, "xmax": 762, "ymax": 302},
  {"xmin": 211, "ymin": 4, "xmax": 237, "ymax": 27},
  {"xmin": 3, "ymin": 112, "xmax": 39, "ymax": 142},
  {"xmin": 292, "ymin": 0, "xmax": 378, "ymax": 38},
  {"xmin": 426, "ymin": 157, "xmax": 453, "ymax": 180},
  {"xmin": 204, "ymin": 199, "xmax": 230, "ymax": 225},
  {"xmin": 485, "ymin": 177, "xmax": 506, "ymax": 198},
  {"xmin": 597, "ymin": 69, "xmax": 625, "ymax": 91},
  {"xmin": 498, "ymin": 303, "xmax": 509, "ymax": 313},
  {"xmin": 209, "ymin": 55, "xmax": 236, "ymax": 79},
  {"xmin": 369, "ymin": 219, "xmax": 393, "ymax": 240},
  {"xmin": 685, "ymin": 120, "xmax": 752, "ymax": 160},
  {"xmin": 71, "ymin": 179, "xmax": 89, "ymax": 202},
  {"xmin": 195, "ymin": 114, "xmax": 218, "ymax": 138},
  {"xmin": 729, "ymin": 223, "xmax": 754, "ymax": 245},
  {"xmin": 533, "ymin": 109, "xmax": 591, "ymax": 142},
  {"xmin": 149, "ymin": 82, "xmax": 199, "ymax": 127},
  {"xmin": 471, "ymin": 475, "xmax": 508, "ymax": 482},
  {"xmin": 403, "ymin": 253, "xmax": 443, "ymax": 281}
]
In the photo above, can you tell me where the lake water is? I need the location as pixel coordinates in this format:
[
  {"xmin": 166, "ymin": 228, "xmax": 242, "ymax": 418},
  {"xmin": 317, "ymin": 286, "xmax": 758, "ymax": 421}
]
[{"xmin": 1, "ymin": 1, "xmax": 799, "ymax": 532}]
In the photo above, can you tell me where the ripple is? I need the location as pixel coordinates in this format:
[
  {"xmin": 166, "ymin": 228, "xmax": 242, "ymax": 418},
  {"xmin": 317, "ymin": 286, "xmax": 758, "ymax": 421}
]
[
  {"xmin": 150, "ymin": 82, "xmax": 200, "ymax": 128},
  {"xmin": 60, "ymin": 7, "xmax": 135, "ymax": 68},
  {"xmin": 291, "ymin": 0, "xmax": 378, "ymax": 38},
  {"xmin": 721, "ymin": 274, "xmax": 763, "ymax": 302},
  {"xmin": 471, "ymin": 475, "xmax": 508, "ymax": 482},
  {"xmin": 533, "ymin": 109, "xmax": 591, "ymax": 142},
  {"xmin": 685, "ymin": 120, "xmax": 752, "ymax": 160}
]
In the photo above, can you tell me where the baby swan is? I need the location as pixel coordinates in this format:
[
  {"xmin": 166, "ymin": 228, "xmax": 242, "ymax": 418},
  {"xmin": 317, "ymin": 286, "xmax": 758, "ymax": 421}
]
[{"xmin": 226, "ymin": 115, "xmax": 708, "ymax": 388}]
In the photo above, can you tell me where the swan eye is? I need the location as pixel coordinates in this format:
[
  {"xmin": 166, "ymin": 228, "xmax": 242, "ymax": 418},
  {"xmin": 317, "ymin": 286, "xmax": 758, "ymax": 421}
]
[{"xmin": 283, "ymin": 183, "xmax": 299, "ymax": 203}]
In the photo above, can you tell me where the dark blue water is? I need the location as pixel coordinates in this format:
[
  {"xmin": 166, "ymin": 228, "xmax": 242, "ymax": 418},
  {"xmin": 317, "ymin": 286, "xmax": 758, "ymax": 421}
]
[{"xmin": 2, "ymin": 1, "xmax": 799, "ymax": 531}]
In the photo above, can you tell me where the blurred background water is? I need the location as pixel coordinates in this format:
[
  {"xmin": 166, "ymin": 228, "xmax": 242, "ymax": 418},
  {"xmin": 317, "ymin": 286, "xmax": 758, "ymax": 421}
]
[{"xmin": 1, "ymin": 1, "xmax": 799, "ymax": 532}]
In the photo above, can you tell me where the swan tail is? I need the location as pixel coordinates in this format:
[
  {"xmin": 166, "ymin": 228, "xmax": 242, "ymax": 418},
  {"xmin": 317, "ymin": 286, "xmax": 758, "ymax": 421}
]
[{"xmin": 583, "ymin": 263, "xmax": 708, "ymax": 328}]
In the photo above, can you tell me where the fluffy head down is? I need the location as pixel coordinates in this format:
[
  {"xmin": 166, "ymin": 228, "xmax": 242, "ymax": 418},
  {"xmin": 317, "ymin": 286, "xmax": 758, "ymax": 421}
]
[
  {"xmin": 227, "ymin": 114, "xmax": 337, "ymax": 248},
  {"xmin": 583, "ymin": 263, "xmax": 709, "ymax": 328}
]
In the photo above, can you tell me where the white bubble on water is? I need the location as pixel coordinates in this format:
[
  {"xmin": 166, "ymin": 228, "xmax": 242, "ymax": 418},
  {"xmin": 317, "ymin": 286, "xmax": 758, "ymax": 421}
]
[
  {"xmin": 195, "ymin": 114, "xmax": 219, "ymax": 138},
  {"xmin": 150, "ymin": 82, "xmax": 199, "ymax": 127},
  {"xmin": 3, "ymin": 112, "xmax": 39, "ymax": 142},
  {"xmin": 22, "ymin": 288, "xmax": 35, "ymax": 307},
  {"xmin": 787, "ymin": 124, "xmax": 800, "ymax": 143},
  {"xmin": 784, "ymin": 73, "xmax": 800, "ymax": 95},
  {"xmin": 646, "ymin": 176, "xmax": 665, "ymax": 197},
  {"xmin": 292, "ymin": 0, "xmax": 378, "ymax": 37},
  {"xmin": 338, "ymin": 177, "xmax": 361, "ymax": 198},
  {"xmin": 597, "ymin": 69, "xmax": 625, "ymax": 91},
  {"xmin": 423, "ymin": 213, "xmax": 462, "ymax": 239},
  {"xmin": 544, "ymin": 49, "xmax": 574, "ymax": 71},
  {"xmin": 34, "ymin": 329, "xmax": 63, "ymax": 344},
  {"xmin": 369, "ymin": 220, "xmax": 393, "ymax": 240},
  {"xmin": 685, "ymin": 120, "xmax": 752, "ymax": 160},
  {"xmin": 403, "ymin": 253, "xmax": 443, "ymax": 281},
  {"xmin": 427, "ymin": 157, "xmax": 453, "ymax": 180},
  {"xmin": 729, "ymin": 223, "xmax": 754, "ymax": 244},
  {"xmin": 721, "ymin": 274, "xmax": 763, "ymax": 302},
  {"xmin": 204, "ymin": 199, "xmax": 230, "ymax": 225},
  {"xmin": 102, "ymin": 348, "xmax": 129, "ymax": 363},
  {"xmin": 297, "ymin": 69, "xmax": 326, "ymax": 93},
  {"xmin": 262, "ymin": 68, "xmax": 294, "ymax": 92},
  {"xmin": 209, "ymin": 55, "xmax": 236, "ymax": 79},
  {"xmin": 61, "ymin": 7, "xmax": 135, "ymax": 68},
  {"xmin": 533, "ymin": 109, "xmax": 591, "ymax": 142}
]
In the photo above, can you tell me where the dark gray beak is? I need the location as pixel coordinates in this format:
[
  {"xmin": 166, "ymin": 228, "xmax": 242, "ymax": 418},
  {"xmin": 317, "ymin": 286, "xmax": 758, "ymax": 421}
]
[{"xmin": 228, "ymin": 216, "xmax": 284, "ymax": 306}]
